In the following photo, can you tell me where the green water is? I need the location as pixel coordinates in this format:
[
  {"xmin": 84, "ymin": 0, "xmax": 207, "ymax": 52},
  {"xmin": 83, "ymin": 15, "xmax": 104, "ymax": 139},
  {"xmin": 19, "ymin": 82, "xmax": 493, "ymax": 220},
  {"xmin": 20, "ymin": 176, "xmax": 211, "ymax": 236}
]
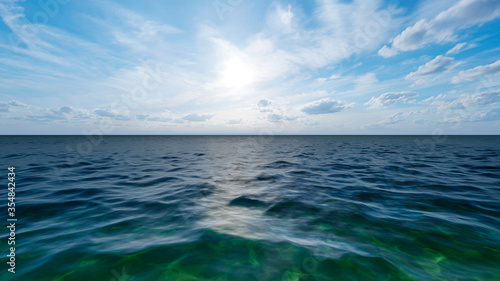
[{"xmin": 8, "ymin": 226, "xmax": 500, "ymax": 281}]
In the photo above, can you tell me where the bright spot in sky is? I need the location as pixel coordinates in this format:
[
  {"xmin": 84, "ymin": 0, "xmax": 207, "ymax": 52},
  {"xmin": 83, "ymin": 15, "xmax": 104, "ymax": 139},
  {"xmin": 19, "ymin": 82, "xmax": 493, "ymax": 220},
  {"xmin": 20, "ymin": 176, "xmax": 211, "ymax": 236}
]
[{"xmin": 219, "ymin": 56, "xmax": 256, "ymax": 88}]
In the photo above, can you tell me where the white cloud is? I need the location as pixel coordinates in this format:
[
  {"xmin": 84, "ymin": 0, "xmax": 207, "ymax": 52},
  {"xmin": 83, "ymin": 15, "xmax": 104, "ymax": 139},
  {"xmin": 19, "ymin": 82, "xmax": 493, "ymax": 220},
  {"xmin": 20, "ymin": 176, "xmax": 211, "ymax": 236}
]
[
  {"xmin": 315, "ymin": 74, "xmax": 341, "ymax": 84},
  {"xmin": 94, "ymin": 109, "xmax": 130, "ymax": 120},
  {"xmin": 182, "ymin": 113, "xmax": 213, "ymax": 122},
  {"xmin": 107, "ymin": 3, "xmax": 181, "ymax": 52},
  {"xmin": 52, "ymin": 106, "xmax": 92, "ymax": 120},
  {"xmin": 8, "ymin": 100, "xmax": 27, "ymax": 107},
  {"xmin": 446, "ymin": 42, "xmax": 476, "ymax": 55},
  {"xmin": 430, "ymin": 92, "xmax": 500, "ymax": 124},
  {"xmin": 356, "ymin": 72, "xmax": 378, "ymax": 85},
  {"xmin": 207, "ymin": 0, "xmax": 402, "ymax": 88},
  {"xmin": 301, "ymin": 98, "xmax": 352, "ymax": 115},
  {"xmin": 0, "ymin": 1, "xmax": 88, "ymax": 66},
  {"xmin": 422, "ymin": 94, "xmax": 448, "ymax": 105},
  {"xmin": 315, "ymin": 77, "xmax": 327, "ymax": 84},
  {"xmin": 268, "ymin": 113, "xmax": 296, "ymax": 123},
  {"xmin": 52, "ymin": 106, "xmax": 74, "ymax": 115},
  {"xmin": 439, "ymin": 91, "xmax": 500, "ymax": 110},
  {"xmin": 446, "ymin": 43, "xmax": 466, "ymax": 56},
  {"xmin": 406, "ymin": 55, "xmax": 456, "ymax": 84},
  {"xmin": 0, "ymin": 1, "xmax": 46, "ymax": 50},
  {"xmin": 383, "ymin": 111, "xmax": 416, "ymax": 124},
  {"xmin": 354, "ymin": 72, "xmax": 379, "ymax": 92},
  {"xmin": 0, "ymin": 100, "xmax": 28, "ymax": 112},
  {"xmin": 266, "ymin": 3, "xmax": 295, "ymax": 33},
  {"xmin": 451, "ymin": 60, "xmax": 500, "ymax": 83},
  {"xmin": 257, "ymin": 99, "xmax": 271, "ymax": 108},
  {"xmin": 378, "ymin": 45, "xmax": 399, "ymax": 58},
  {"xmin": 365, "ymin": 91, "xmax": 419, "ymax": 108},
  {"xmin": 275, "ymin": 4, "xmax": 294, "ymax": 31},
  {"xmin": 364, "ymin": 110, "xmax": 423, "ymax": 129},
  {"xmin": 0, "ymin": 0, "xmax": 179, "ymax": 113},
  {"xmin": 256, "ymin": 99, "xmax": 273, "ymax": 113},
  {"xmin": 379, "ymin": 0, "xmax": 500, "ymax": 56},
  {"xmin": 138, "ymin": 110, "xmax": 176, "ymax": 123},
  {"xmin": 467, "ymin": 108, "xmax": 500, "ymax": 122},
  {"xmin": 1, "ymin": 101, "xmax": 94, "ymax": 123}
]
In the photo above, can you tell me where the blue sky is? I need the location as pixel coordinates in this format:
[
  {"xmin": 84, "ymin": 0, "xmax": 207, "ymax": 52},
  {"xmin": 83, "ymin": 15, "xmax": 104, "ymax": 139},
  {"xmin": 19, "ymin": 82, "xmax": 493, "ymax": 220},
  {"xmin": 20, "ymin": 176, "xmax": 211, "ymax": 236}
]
[{"xmin": 1, "ymin": 0, "xmax": 499, "ymax": 134}]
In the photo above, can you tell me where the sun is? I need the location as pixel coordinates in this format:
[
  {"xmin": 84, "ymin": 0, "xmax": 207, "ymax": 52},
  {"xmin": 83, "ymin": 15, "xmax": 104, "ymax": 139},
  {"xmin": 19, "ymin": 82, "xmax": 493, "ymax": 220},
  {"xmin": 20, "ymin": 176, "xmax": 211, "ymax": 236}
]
[{"xmin": 219, "ymin": 56, "xmax": 256, "ymax": 88}]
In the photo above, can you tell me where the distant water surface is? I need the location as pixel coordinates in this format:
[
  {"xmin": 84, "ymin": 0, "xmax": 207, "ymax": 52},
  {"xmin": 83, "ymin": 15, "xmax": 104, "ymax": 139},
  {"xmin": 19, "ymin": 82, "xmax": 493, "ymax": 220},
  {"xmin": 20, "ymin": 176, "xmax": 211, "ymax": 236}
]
[{"xmin": 1, "ymin": 136, "xmax": 499, "ymax": 280}]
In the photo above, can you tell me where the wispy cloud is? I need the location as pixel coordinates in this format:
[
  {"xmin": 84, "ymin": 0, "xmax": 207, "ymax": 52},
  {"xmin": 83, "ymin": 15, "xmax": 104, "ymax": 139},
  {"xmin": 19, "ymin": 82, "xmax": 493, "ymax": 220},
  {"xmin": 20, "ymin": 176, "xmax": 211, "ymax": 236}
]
[
  {"xmin": 107, "ymin": 3, "xmax": 182, "ymax": 52},
  {"xmin": 207, "ymin": 0, "xmax": 401, "ymax": 89},
  {"xmin": 446, "ymin": 42, "xmax": 476, "ymax": 55},
  {"xmin": 301, "ymin": 98, "xmax": 352, "ymax": 115},
  {"xmin": 451, "ymin": 60, "xmax": 500, "ymax": 83},
  {"xmin": 0, "ymin": 100, "xmax": 28, "ymax": 112},
  {"xmin": 365, "ymin": 91, "xmax": 419, "ymax": 108},
  {"xmin": 182, "ymin": 114, "xmax": 213, "ymax": 122},
  {"xmin": 365, "ymin": 111, "xmax": 418, "ymax": 128},
  {"xmin": 379, "ymin": 0, "xmax": 500, "ymax": 57},
  {"xmin": 406, "ymin": 55, "xmax": 456, "ymax": 84},
  {"xmin": 268, "ymin": 113, "xmax": 296, "ymax": 123},
  {"xmin": 438, "ymin": 91, "xmax": 500, "ymax": 110}
]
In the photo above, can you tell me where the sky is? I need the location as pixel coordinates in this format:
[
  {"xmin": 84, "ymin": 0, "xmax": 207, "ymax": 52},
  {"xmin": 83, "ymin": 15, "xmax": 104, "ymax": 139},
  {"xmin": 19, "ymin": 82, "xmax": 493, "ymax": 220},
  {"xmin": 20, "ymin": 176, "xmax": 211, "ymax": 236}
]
[{"xmin": 0, "ymin": 0, "xmax": 499, "ymax": 134}]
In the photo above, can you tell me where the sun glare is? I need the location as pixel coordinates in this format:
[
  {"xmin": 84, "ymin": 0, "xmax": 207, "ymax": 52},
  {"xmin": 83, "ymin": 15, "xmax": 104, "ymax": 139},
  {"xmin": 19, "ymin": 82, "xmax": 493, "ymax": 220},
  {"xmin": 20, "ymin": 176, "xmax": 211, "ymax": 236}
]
[{"xmin": 219, "ymin": 56, "xmax": 256, "ymax": 88}]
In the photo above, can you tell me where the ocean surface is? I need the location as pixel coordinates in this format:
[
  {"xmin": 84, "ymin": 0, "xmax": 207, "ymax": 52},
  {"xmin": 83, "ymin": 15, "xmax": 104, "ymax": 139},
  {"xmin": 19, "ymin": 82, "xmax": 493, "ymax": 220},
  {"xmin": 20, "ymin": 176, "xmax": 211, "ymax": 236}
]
[{"xmin": 1, "ymin": 135, "xmax": 499, "ymax": 281}]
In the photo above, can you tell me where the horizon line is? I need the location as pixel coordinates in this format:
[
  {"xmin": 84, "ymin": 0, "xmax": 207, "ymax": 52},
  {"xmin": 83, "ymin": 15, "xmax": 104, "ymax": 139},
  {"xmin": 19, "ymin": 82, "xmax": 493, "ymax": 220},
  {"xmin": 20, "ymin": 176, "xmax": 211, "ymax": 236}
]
[{"xmin": 1, "ymin": 134, "xmax": 499, "ymax": 137}]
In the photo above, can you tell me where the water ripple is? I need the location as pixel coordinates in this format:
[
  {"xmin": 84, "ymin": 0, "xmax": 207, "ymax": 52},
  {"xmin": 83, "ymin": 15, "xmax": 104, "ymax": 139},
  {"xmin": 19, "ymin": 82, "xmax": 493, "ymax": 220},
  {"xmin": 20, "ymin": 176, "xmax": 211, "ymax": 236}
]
[{"xmin": 0, "ymin": 136, "xmax": 499, "ymax": 280}]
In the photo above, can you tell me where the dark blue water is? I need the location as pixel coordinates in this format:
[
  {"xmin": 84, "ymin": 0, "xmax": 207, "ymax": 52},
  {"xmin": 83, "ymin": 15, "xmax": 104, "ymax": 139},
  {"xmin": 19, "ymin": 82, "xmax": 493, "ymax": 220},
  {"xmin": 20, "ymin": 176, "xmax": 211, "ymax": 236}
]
[{"xmin": 1, "ymin": 136, "xmax": 499, "ymax": 280}]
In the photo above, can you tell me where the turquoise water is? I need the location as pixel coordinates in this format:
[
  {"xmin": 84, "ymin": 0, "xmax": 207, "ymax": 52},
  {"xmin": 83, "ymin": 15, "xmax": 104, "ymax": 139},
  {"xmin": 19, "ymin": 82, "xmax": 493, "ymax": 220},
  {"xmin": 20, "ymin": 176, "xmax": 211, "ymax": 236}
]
[{"xmin": 1, "ymin": 136, "xmax": 499, "ymax": 280}]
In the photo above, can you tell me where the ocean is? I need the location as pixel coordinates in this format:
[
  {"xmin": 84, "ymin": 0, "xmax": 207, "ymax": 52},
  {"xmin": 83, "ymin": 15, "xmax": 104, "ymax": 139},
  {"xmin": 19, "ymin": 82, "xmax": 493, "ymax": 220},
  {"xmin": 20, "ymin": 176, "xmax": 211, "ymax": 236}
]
[{"xmin": 1, "ymin": 135, "xmax": 499, "ymax": 280}]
